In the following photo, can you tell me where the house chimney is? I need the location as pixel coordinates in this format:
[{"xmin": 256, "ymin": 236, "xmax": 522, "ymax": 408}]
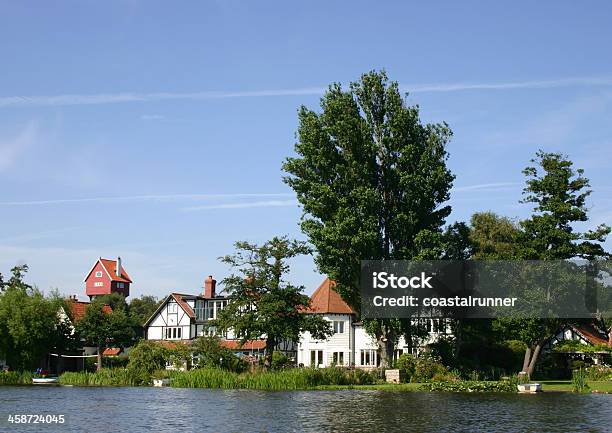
[
  {"xmin": 204, "ymin": 275, "xmax": 216, "ymax": 298},
  {"xmin": 116, "ymin": 256, "xmax": 122, "ymax": 277}
]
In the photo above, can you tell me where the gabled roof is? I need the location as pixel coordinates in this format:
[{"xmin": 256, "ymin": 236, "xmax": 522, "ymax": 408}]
[
  {"xmin": 142, "ymin": 293, "xmax": 196, "ymax": 327},
  {"xmin": 572, "ymin": 324, "xmax": 609, "ymax": 346},
  {"xmin": 307, "ymin": 278, "xmax": 355, "ymax": 315},
  {"xmin": 84, "ymin": 258, "xmax": 132, "ymax": 283},
  {"xmin": 68, "ymin": 300, "xmax": 112, "ymax": 321},
  {"xmin": 102, "ymin": 348, "xmax": 121, "ymax": 357}
]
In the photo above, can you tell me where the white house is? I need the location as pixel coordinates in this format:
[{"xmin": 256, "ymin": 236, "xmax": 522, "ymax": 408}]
[
  {"xmin": 143, "ymin": 276, "xmax": 269, "ymax": 358},
  {"xmin": 297, "ymin": 278, "xmax": 453, "ymax": 368}
]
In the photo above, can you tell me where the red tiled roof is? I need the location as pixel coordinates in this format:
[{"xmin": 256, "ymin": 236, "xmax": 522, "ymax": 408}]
[
  {"xmin": 172, "ymin": 294, "xmax": 195, "ymax": 319},
  {"xmin": 574, "ymin": 325, "xmax": 609, "ymax": 346},
  {"xmin": 102, "ymin": 348, "xmax": 121, "ymax": 357},
  {"xmin": 100, "ymin": 258, "xmax": 132, "ymax": 283},
  {"xmin": 306, "ymin": 278, "xmax": 355, "ymax": 314},
  {"xmin": 220, "ymin": 339, "xmax": 267, "ymax": 350},
  {"xmin": 68, "ymin": 300, "xmax": 112, "ymax": 321}
]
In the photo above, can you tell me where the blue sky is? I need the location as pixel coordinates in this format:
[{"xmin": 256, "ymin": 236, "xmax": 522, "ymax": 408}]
[{"xmin": 1, "ymin": 1, "xmax": 611, "ymax": 299}]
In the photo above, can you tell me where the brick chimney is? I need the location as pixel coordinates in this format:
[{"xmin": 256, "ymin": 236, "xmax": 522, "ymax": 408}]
[{"xmin": 204, "ymin": 275, "xmax": 216, "ymax": 298}]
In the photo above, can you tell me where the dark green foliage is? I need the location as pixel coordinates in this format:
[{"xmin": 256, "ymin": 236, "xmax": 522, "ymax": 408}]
[
  {"xmin": 419, "ymin": 380, "xmax": 517, "ymax": 393},
  {"xmin": 0, "ymin": 265, "xmax": 69, "ymax": 370},
  {"xmin": 191, "ymin": 335, "xmax": 247, "ymax": 373},
  {"xmin": 271, "ymin": 351, "xmax": 292, "ymax": 370},
  {"xmin": 127, "ymin": 340, "xmax": 168, "ymax": 374},
  {"xmin": 215, "ymin": 237, "xmax": 332, "ymax": 368},
  {"xmin": 283, "ymin": 70, "xmax": 455, "ymax": 366}
]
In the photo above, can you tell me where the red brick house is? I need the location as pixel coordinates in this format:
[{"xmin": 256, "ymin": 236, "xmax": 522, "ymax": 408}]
[{"xmin": 84, "ymin": 257, "xmax": 132, "ymax": 300}]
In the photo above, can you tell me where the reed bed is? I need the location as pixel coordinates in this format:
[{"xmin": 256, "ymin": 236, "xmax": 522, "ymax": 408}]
[
  {"xmin": 59, "ymin": 368, "xmax": 149, "ymax": 387},
  {"xmin": 170, "ymin": 367, "xmax": 378, "ymax": 390},
  {"xmin": 0, "ymin": 371, "xmax": 33, "ymax": 385}
]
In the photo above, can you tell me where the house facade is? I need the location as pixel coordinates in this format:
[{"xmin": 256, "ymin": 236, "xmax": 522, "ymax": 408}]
[
  {"xmin": 143, "ymin": 276, "xmax": 270, "ymax": 357},
  {"xmin": 84, "ymin": 257, "xmax": 132, "ymax": 300},
  {"xmin": 297, "ymin": 278, "xmax": 453, "ymax": 368}
]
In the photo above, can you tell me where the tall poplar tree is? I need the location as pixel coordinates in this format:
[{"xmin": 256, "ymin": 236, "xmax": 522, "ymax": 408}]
[{"xmin": 283, "ymin": 70, "xmax": 455, "ymax": 366}]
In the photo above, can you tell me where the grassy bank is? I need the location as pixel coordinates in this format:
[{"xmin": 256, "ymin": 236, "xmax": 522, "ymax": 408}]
[
  {"xmin": 540, "ymin": 380, "xmax": 612, "ymax": 393},
  {"xmin": 59, "ymin": 368, "xmax": 148, "ymax": 386}
]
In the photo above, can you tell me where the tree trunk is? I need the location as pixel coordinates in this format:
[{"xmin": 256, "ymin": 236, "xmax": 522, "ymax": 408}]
[
  {"xmin": 263, "ymin": 338, "xmax": 275, "ymax": 369},
  {"xmin": 522, "ymin": 346, "xmax": 532, "ymax": 373},
  {"xmin": 97, "ymin": 347, "xmax": 102, "ymax": 371},
  {"xmin": 377, "ymin": 336, "xmax": 395, "ymax": 368},
  {"xmin": 522, "ymin": 342, "xmax": 543, "ymax": 377}
]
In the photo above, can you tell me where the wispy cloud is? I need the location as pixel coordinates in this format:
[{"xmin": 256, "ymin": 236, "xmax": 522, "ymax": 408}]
[
  {"xmin": 0, "ymin": 193, "xmax": 294, "ymax": 206},
  {"xmin": 182, "ymin": 199, "xmax": 298, "ymax": 211},
  {"xmin": 0, "ymin": 121, "xmax": 38, "ymax": 172},
  {"xmin": 452, "ymin": 182, "xmax": 520, "ymax": 192},
  {"xmin": 2, "ymin": 77, "xmax": 612, "ymax": 108}
]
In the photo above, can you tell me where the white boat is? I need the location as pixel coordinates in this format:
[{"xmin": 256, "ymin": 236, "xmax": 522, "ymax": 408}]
[{"xmin": 32, "ymin": 377, "xmax": 59, "ymax": 384}]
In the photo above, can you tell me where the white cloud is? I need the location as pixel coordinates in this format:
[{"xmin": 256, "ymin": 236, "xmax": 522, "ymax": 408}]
[
  {"xmin": 182, "ymin": 199, "xmax": 298, "ymax": 211},
  {"xmin": 0, "ymin": 122, "xmax": 38, "ymax": 172},
  {"xmin": 2, "ymin": 77, "xmax": 612, "ymax": 108},
  {"xmin": 452, "ymin": 182, "xmax": 521, "ymax": 192},
  {"xmin": 0, "ymin": 193, "xmax": 294, "ymax": 206}
]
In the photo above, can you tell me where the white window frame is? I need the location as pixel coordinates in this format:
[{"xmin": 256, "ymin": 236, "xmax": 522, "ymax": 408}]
[
  {"xmin": 333, "ymin": 320, "xmax": 344, "ymax": 334},
  {"xmin": 95, "ymin": 271, "xmax": 103, "ymax": 278},
  {"xmin": 94, "ymin": 282, "xmax": 103, "ymax": 287}
]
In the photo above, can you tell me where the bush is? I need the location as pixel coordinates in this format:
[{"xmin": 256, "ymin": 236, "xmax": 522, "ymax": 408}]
[
  {"xmin": 127, "ymin": 340, "xmax": 168, "ymax": 374},
  {"xmin": 411, "ymin": 354, "xmax": 450, "ymax": 383},
  {"xmin": 191, "ymin": 336, "xmax": 247, "ymax": 373},
  {"xmin": 394, "ymin": 354, "xmax": 416, "ymax": 381},
  {"xmin": 586, "ymin": 365, "xmax": 612, "ymax": 381},
  {"xmin": 271, "ymin": 351, "xmax": 291, "ymax": 370},
  {"xmin": 420, "ymin": 380, "xmax": 516, "ymax": 393}
]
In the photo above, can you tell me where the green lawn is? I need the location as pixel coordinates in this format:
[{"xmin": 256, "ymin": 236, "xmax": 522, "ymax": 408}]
[{"xmin": 540, "ymin": 380, "xmax": 612, "ymax": 393}]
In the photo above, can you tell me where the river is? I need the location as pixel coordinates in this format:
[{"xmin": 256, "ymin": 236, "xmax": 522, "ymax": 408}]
[{"xmin": 1, "ymin": 387, "xmax": 611, "ymax": 432}]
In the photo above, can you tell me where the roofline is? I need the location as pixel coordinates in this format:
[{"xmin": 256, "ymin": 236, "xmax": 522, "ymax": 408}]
[{"xmin": 142, "ymin": 294, "xmax": 172, "ymax": 327}]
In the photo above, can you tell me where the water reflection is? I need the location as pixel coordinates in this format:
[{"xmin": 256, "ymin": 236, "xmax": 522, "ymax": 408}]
[{"xmin": 1, "ymin": 387, "xmax": 610, "ymax": 432}]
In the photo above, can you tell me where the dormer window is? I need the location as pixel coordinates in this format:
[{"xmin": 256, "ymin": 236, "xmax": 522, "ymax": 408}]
[{"xmin": 95, "ymin": 271, "xmax": 102, "ymax": 277}]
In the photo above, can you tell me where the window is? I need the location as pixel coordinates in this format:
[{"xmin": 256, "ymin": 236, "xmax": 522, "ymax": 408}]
[
  {"xmin": 332, "ymin": 352, "xmax": 344, "ymax": 366},
  {"xmin": 168, "ymin": 303, "xmax": 178, "ymax": 313},
  {"xmin": 164, "ymin": 327, "xmax": 182, "ymax": 340},
  {"xmin": 117, "ymin": 282, "xmax": 125, "ymax": 289},
  {"xmin": 333, "ymin": 321, "xmax": 344, "ymax": 334},
  {"xmin": 310, "ymin": 350, "xmax": 323, "ymax": 367},
  {"xmin": 205, "ymin": 302, "xmax": 214, "ymax": 320},
  {"xmin": 95, "ymin": 271, "xmax": 102, "ymax": 277},
  {"xmin": 360, "ymin": 349, "xmax": 377, "ymax": 366},
  {"xmin": 94, "ymin": 282, "xmax": 103, "ymax": 287}
]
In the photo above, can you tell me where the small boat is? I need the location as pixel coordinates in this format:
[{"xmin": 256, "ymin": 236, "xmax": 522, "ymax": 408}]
[{"xmin": 32, "ymin": 377, "xmax": 59, "ymax": 385}]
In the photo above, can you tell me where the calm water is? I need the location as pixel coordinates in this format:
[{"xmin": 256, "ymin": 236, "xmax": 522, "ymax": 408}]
[{"xmin": 0, "ymin": 387, "xmax": 611, "ymax": 433}]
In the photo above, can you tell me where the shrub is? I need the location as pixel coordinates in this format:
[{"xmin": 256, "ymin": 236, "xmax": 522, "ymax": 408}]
[
  {"xmin": 586, "ymin": 365, "xmax": 612, "ymax": 381},
  {"xmin": 411, "ymin": 354, "xmax": 449, "ymax": 383},
  {"xmin": 191, "ymin": 335, "xmax": 247, "ymax": 373},
  {"xmin": 420, "ymin": 380, "xmax": 516, "ymax": 393},
  {"xmin": 271, "ymin": 351, "xmax": 291, "ymax": 370},
  {"xmin": 394, "ymin": 354, "xmax": 416, "ymax": 381},
  {"xmin": 127, "ymin": 340, "xmax": 168, "ymax": 374},
  {"xmin": 60, "ymin": 368, "xmax": 149, "ymax": 386}
]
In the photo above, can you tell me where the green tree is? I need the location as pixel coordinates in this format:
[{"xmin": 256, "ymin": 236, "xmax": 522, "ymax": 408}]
[
  {"xmin": 128, "ymin": 295, "xmax": 161, "ymax": 326},
  {"xmin": 215, "ymin": 237, "xmax": 333, "ymax": 368},
  {"xmin": 470, "ymin": 212, "xmax": 520, "ymax": 260},
  {"xmin": 513, "ymin": 151, "xmax": 610, "ymax": 376},
  {"xmin": 75, "ymin": 299, "xmax": 135, "ymax": 370},
  {"xmin": 282, "ymin": 70, "xmax": 455, "ymax": 366},
  {"xmin": 0, "ymin": 265, "xmax": 65, "ymax": 370}
]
